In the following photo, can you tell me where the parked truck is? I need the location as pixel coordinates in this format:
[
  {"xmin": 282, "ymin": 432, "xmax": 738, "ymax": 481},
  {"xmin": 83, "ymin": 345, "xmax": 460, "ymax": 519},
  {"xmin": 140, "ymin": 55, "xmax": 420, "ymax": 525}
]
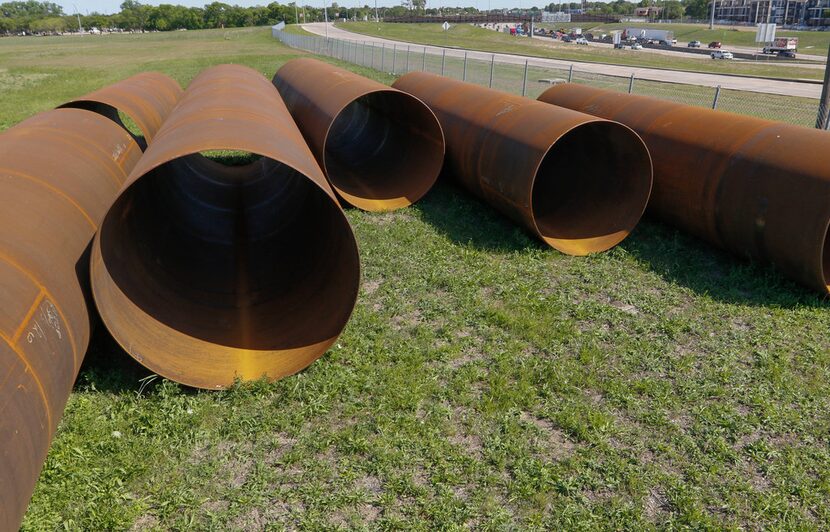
[
  {"xmin": 762, "ymin": 37, "xmax": 798, "ymax": 54},
  {"xmin": 622, "ymin": 28, "xmax": 674, "ymax": 44}
]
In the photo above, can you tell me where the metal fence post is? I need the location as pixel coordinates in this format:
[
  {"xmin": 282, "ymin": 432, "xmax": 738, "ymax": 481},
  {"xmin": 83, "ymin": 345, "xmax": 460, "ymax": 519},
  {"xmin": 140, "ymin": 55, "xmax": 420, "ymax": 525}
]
[
  {"xmin": 816, "ymin": 45, "xmax": 830, "ymax": 128},
  {"xmin": 628, "ymin": 73, "xmax": 635, "ymax": 94},
  {"xmin": 522, "ymin": 59, "xmax": 529, "ymax": 97},
  {"xmin": 568, "ymin": 64, "xmax": 574, "ymax": 82},
  {"xmin": 422, "ymin": 47, "xmax": 427, "ymax": 71},
  {"xmin": 363, "ymin": 41, "xmax": 367, "ymax": 66},
  {"xmin": 371, "ymin": 43, "xmax": 375, "ymax": 69},
  {"xmin": 406, "ymin": 45, "xmax": 410, "ymax": 73},
  {"xmin": 712, "ymin": 85, "xmax": 721, "ymax": 109},
  {"xmin": 381, "ymin": 44, "xmax": 386, "ymax": 72},
  {"xmin": 392, "ymin": 44, "xmax": 397, "ymax": 74},
  {"xmin": 463, "ymin": 51, "xmax": 468, "ymax": 81},
  {"xmin": 441, "ymin": 49, "xmax": 446, "ymax": 76},
  {"xmin": 489, "ymin": 54, "xmax": 495, "ymax": 88}
]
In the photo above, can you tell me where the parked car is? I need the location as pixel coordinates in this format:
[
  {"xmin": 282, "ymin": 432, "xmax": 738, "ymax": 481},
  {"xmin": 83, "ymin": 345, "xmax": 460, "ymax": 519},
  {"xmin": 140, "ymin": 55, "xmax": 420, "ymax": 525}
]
[
  {"xmin": 613, "ymin": 42, "xmax": 625, "ymax": 49},
  {"xmin": 708, "ymin": 41, "xmax": 722, "ymax": 48},
  {"xmin": 575, "ymin": 37, "xmax": 588, "ymax": 45},
  {"xmin": 630, "ymin": 42, "xmax": 642, "ymax": 50},
  {"xmin": 711, "ymin": 50, "xmax": 734, "ymax": 59},
  {"xmin": 562, "ymin": 35, "xmax": 572, "ymax": 42},
  {"xmin": 687, "ymin": 40, "xmax": 701, "ymax": 47},
  {"xmin": 778, "ymin": 50, "xmax": 796, "ymax": 58},
  {"xmin": 671, "ymin": 38, "xmax": 678, "ymax": 44}
]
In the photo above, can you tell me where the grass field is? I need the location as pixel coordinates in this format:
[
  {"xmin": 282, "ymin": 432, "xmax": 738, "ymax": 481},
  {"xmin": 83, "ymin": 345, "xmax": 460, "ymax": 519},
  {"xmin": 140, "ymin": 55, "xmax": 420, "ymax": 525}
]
[
  {"xmin": 336, "ymin": 22, "xmax": 825, "ymax": 81},
  {"xmin": 3, "ymin": 26, "xmax": 830, "ymax": 530}
]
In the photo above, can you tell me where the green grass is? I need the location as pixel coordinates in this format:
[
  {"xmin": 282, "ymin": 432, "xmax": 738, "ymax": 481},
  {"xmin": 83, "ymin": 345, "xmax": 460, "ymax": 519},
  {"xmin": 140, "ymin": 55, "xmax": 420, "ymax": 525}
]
[
  {"xmin": 2, "ymin": 26, "xmax": 830, "ymax": 530},
  {"xmin": 336, "ymin": 22, "xmax": 825, "ymax": 80}
]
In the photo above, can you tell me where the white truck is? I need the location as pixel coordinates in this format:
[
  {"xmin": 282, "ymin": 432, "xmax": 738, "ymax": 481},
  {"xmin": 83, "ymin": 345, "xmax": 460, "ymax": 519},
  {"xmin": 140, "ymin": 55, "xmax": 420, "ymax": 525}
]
[{"xmin": 762, "ymin": 37, "xmax": 798, "ymax": 54}]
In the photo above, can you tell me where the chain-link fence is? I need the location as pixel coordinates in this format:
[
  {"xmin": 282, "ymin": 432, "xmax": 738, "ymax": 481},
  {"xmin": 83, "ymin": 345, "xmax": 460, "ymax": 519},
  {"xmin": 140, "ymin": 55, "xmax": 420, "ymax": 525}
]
[{"xmin": 273, "ymin": 27, "xmax": 823, "ymax": 128}]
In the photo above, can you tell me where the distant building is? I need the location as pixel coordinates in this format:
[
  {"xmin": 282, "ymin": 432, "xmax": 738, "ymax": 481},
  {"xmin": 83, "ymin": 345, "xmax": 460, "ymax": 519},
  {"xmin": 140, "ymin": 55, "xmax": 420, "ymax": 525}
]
[
  {"xmin": 709, "ymin": 0, "xmax": 826, "ymax": 26},
  {"xmin": 634, "ymin": 6, "xmax": 662, "ymax": 17}
]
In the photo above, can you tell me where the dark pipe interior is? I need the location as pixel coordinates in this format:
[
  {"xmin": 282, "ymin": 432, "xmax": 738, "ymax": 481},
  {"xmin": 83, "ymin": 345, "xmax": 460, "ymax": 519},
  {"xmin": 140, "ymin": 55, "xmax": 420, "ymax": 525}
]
[
  {"xmin": 324, "ymin": 91, "xmax": 443, "ymax": 206},
  {"xmin": 532, "ymin": 122, "xmax": 652, "ymax": 254},
  {"xmin": 98, "ymin": 154, "xmax": 359, "ymax": 350}
]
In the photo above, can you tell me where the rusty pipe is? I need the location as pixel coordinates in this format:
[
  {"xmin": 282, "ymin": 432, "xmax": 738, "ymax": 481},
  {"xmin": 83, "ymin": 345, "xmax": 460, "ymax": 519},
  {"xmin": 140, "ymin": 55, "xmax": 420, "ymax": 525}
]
[
  {"xmin": 90, "ymin": 64, "xmax": 361, "ymax": 390},
  {"xmin": 272, "ymin": 58, "xmax": 444, "ymax": 211},
  {"xmin": 538, "ymin": 84, "xmax": 830, "ymax": 293},
  {"xmin": 392, "ymin": 72, "xmax": 652, "ymax": 255},
  {"xmin": 0, "ymin": 109, "xmax": 141, "ymax": 531},
  {"xmin": 58, "ymin": 72, "xmax": 183, "ymax": 150}
]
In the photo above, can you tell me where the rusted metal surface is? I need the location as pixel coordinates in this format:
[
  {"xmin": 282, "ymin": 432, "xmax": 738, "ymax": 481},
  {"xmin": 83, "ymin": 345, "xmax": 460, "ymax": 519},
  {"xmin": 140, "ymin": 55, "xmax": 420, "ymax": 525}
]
[
  {"xmin": 91, "ymin": 64, "xmax": 360, "ymax": 390},
  {"xmin": 0, "ymin": 109, "xmax": 141, "ymax": 531},
  {"xmin": 538, "ymin": 84, "xmax": 830, "ymax": 293},
  {"xmin": 273, "ymin": 58, "xmax": 444, "ymax": 211},
  {"xmin": 59, "ymin": 72, "xmax": 183, "ymax": 149},
  {"xmin": 392, "ymin": 72, "xmax": 652, "ymax": 255}
]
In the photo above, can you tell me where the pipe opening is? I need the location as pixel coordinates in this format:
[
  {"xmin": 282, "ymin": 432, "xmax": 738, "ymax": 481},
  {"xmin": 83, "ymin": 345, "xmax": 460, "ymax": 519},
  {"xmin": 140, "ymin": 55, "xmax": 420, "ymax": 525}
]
[
  {"xmin": 59, "ymin": 101, "xmax": 147, "ymax": 150},
  {"xmin": 200, "ymin": 151, "xmax": 263, "ymax": 167},
  {"xmin": 97, "ymin": 154, "xmax": 359, "ymax": 351},
  {"xmin": 531, "ymin": 121, "xmax": 652, "ymax": 255},
  {"xmin": 324, "ymin": 90, "xmax": 443, "ymax": 210}
]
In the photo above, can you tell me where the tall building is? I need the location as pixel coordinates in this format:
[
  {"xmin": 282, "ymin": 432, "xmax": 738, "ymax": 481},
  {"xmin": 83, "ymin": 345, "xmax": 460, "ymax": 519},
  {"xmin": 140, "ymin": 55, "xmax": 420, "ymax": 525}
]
[{"xmin": 709, "ymin": 0, "xmax": 826, "ymax": 26}]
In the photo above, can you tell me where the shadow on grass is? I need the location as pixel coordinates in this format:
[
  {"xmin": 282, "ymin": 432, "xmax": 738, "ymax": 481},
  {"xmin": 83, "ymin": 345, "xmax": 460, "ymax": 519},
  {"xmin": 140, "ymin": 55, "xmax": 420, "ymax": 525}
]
[
  {"xmin": 413, "ymin": 179, "xmax": 543, "ymax": 253},
  {"xmin": 621, "ymin": 218, "xmax": 828, "ymax": 308},
  {"xmin": 415, "ymin": 179, "xmax": 826, "ymax": 307},
  {"xmin": 74, "ymin": 322, "xmax": 161, "ymax": 395}
]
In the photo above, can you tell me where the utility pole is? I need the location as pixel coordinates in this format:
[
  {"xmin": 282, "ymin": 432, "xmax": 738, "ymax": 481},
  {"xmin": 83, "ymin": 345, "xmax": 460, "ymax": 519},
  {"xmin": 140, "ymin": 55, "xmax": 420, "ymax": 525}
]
[
  {"xmin": 294, "ymin": 3, "xmax": 299, "ymax": 24},
  {"xmin": 816, "ymin": 44, "xmax": 830, "ymax": 129},
  {"xmin": 324, "ymin": 0, "xmax": 328, "ymax": 38},
  {"xmin": 709, "ymin": 0, "xmax": 715, "ymax": 29},
  {"xmin": 375, "ymin": 0, "xmax": 379, "ymax": 22}
]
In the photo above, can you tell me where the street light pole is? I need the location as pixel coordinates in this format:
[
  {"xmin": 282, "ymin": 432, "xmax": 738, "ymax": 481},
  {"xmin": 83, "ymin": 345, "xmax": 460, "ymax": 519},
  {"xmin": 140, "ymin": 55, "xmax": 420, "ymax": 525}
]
[
  {"xmin": 375, "ymin": 0, "xmax": 379, "ymax": 22},
  {"xmin": 324, "ymin": 0, "xmax": 328, "ymax": 39}
]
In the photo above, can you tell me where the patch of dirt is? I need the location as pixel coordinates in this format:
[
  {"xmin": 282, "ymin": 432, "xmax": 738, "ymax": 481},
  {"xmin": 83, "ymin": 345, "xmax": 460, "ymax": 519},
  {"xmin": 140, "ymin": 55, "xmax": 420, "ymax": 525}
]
[
  {"xmin": 643, "ymin": 488, "xmax": 671, "ymax": 522},
  {"xmin": 610, "ymin": 300, "xmax": 639, "ymax": 315},
  {"xmin": 231, "ymin": 503, "xmax": 293, "ymax": 531},
  {"xmin": 265, "ymin": 433, "xmax": 296, "ymax": 465},
  {"xmin": 449, "ymin": 431, "xmax": 484, "ymax": 459},
  {"xmin": 129, "ymin": 513, "xmax": 159, "ymax": 531},
  {"xmin": 519, "ymin": 412, "xmax": 575, "ymax": 460},
  {"xmin": 356, "ymin": 474, "xmax": 383, "ymax": 495},
  {"xmin": 200, "ymin": 499, "xmax": 230, "ymax": 514},
  {"xmin": 216, "ymin": 440, "xmax": 254, "ymax": 489},
  {"xmin": 390, "ymin": 309, "xmax": 422, "ymax": 330},
  {"xmin": 362, "ymin": 279, "xmax": 381, "ymax": 295}
]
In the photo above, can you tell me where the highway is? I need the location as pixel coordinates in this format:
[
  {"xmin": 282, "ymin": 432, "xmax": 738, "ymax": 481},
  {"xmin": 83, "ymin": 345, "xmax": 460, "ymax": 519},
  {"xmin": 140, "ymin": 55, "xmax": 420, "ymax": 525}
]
[{"xmin": 301, "ymin": 22, "xmax": 822, "ymax": 99}]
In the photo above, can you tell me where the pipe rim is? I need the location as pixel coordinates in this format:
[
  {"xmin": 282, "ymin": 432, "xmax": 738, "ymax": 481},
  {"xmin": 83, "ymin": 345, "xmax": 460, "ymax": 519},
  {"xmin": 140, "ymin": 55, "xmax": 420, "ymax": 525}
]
[
  {"xmin": 322, "ymin": 88, "xmax": 445, "ymax": 211},
  {"xmin": 529, "ymin": 119, "xmax": 653, "ymax": 255}
]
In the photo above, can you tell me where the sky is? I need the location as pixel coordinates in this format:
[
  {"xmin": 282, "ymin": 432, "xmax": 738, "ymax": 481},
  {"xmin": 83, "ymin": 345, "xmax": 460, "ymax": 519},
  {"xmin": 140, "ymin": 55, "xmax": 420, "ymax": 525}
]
[{"xmin": 56, "ymin": 0, "xmax": 562, "ymax": 16}]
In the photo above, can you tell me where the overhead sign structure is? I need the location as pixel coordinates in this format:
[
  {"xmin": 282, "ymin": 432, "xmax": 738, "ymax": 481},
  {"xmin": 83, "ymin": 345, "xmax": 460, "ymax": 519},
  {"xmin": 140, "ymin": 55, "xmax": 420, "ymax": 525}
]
[{"xmin": 755, "ymin": 23, "xmax": 776, "ymax": 43}]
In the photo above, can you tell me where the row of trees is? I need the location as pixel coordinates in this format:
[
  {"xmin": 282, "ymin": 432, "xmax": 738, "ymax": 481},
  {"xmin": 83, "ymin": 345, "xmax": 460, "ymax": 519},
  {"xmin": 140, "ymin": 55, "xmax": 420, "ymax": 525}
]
[{"xmin": 1, "ymin": 0, "xmax": 713, "ymax": 34}]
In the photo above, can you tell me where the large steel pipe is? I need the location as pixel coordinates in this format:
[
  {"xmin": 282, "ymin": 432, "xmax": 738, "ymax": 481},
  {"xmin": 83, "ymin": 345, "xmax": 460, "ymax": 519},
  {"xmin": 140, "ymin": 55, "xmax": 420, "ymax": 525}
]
[
  {"xmin": 392, "ymin": 73, "xmax": 652, "ymax": 255},
  {"xmin": 91, "ymin": 64, "xmax": 360, "ymax": 390},
  {"xmin": 273, "ymin": 58, "xmax": 444, "ymax": 211},
  {"xmin": 0, "ymin": 109, "xmax": 141, "ymax": 531},
  {"xmin": 538, "ymin": 85, "xmax": 830, "ymax": 293},
  {"xmin": 59, "ymin": 72, "xmax": 183, "ymax": 149}
]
